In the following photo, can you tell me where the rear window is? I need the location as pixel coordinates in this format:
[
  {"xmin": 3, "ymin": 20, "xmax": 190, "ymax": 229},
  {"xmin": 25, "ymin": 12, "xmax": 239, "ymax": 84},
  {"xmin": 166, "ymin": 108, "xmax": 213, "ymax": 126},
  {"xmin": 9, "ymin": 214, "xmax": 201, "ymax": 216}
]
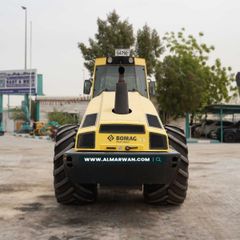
[{"xmin": 94, "ymin": 65, "xmax": 147, "ymax": 97}]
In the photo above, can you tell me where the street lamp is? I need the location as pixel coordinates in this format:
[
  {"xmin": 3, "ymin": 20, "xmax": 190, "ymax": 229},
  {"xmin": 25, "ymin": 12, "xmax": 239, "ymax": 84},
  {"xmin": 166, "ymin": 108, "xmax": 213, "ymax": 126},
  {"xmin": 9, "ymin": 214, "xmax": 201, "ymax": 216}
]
[
  {"xmin": 21, "ymin": 6, "xmax": 32, "ymax": 125},
  {"xmin": 21, "ymin": 6, "xmax": 27, "ymax": 70}
]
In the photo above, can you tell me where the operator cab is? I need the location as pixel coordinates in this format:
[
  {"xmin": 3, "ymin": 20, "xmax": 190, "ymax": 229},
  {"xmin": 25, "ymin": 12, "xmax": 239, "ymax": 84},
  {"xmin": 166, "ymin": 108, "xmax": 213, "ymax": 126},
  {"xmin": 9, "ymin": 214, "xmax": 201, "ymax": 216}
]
[{"xmin": 83, "ymin": 49, "xmax": 148, "ymax": 98}]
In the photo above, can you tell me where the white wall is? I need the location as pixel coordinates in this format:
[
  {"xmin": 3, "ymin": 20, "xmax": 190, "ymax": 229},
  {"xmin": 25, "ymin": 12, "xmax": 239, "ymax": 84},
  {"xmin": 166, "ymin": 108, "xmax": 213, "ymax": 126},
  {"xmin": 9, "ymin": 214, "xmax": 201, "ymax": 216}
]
[
  {"xmin": 2, "ymin": 111, "xmax": 14, "ymax": 132},
  {"xmin": 39, "ymin": 100, "xmax": 89, "ymax": 122}
]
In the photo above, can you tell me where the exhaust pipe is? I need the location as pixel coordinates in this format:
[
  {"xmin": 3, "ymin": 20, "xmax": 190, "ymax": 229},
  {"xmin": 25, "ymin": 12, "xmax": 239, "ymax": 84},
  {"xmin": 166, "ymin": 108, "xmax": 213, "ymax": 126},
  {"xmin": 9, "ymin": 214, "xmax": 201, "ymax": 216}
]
[{"xmin": 114, "ymin": 66, "xmax": 129, "ymax": 114}]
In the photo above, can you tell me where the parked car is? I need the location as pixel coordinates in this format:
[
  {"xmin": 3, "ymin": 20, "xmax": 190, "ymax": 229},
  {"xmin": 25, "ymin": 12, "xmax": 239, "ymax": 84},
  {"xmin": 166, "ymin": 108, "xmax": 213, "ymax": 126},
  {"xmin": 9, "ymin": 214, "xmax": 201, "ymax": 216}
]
[
  {"xmin": 204, "ymin": 120, "xmax": 234, "ymax": 138},
  {"xmin": 193, "ymin": 120, "xmax": 215, "ymax": 138},
  {"xmin": 210, "ymin": 121, "xmax": 240, "ymax": 142},
  {"xmin": 191, "ymin": 123, "xmax": 201, "ymax": 137}
]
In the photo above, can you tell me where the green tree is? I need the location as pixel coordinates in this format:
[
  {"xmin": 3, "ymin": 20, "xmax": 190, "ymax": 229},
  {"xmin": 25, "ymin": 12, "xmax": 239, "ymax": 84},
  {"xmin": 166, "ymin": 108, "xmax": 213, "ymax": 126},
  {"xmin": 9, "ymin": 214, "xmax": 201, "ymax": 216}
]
[
  {"xmin": 11, "ymin": 108, "xmax": 26, "ymax": 121},
  {"xmin": 11, "ymin": 100, "xmax": 37, "ymax": 121},
  {"xmin": 48, "ymin": 110, "xmax": 79, "ymax": 125},
  {"xmin": 136, "ymin": 24, "xmax": 163, "ymax": 75},
  {"xmin": 78, "ymin": 10, "xmax": 135, "ymax": 75},
  {"xmin": 156, "ymin": 54, "xmax": 205, "ymax": 116},
  {"xmin": 155, "ymin": 29, "xmax": 237, "ymax": 118}
]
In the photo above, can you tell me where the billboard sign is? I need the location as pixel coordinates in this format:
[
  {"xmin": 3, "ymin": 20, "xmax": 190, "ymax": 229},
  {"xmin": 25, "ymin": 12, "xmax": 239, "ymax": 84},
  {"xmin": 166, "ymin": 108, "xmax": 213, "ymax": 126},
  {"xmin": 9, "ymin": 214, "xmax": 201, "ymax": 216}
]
[{"xmin": 0, "ymin": 69, "xmax": 37, "ymax": 94}]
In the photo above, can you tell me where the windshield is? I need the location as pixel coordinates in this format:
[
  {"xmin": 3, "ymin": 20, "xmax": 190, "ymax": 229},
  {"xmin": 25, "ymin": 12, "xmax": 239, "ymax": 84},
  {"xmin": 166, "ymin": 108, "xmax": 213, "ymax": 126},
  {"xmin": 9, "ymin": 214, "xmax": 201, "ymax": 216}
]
[{"xmin": 93, "ymin": 65, "xmax": 147, "ymax": 97}]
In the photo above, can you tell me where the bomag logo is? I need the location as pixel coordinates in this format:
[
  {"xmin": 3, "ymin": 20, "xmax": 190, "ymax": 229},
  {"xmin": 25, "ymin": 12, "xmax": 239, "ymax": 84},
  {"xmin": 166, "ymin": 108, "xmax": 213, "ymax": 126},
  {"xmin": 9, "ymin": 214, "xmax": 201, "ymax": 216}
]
[
  {"xmin": 107, "ymin": 135, "xmax": 114, "ymax": 141},
  {"xmin": 107, "ymin": 135, "xmax": 137, "ymax": 142},
  {"xmin": 116, "ymin": 136, "xmax": 137, "ymax": 141}
]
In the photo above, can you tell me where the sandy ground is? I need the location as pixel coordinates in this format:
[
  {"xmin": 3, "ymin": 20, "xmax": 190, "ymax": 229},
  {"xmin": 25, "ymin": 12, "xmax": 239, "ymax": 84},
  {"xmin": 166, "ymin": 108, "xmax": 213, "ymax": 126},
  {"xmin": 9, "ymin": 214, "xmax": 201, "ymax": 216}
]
[{"xmin": 0, "ymin": 134, "xmax": 240, "ymax": 240}]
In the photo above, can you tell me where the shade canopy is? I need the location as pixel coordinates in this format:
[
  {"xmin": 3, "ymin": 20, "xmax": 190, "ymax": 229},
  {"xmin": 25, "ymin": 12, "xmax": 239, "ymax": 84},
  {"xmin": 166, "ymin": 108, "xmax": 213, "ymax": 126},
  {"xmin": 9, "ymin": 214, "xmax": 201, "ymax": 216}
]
[{"xmin": 204, "ymin": 104, "xmax": 240, "ymax": 114}]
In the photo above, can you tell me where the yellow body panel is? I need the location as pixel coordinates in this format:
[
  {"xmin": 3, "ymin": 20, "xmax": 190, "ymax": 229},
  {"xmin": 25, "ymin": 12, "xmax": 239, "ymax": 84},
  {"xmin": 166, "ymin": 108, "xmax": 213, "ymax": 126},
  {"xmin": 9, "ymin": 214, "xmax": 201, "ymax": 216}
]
[
  {"xmin": 83, "ymin": 92, "xmax": 157, "ymax": 124},
  {"xmin": 75, "ymin": 92, "xmax": 169, "ymax": 152},
  {"xmin": 134, "ymin": 58, "xmax": 146, "ymax": 66},
  {"xmin": 95, "ymin": 58, "xmax": 106, "ymax": 66}
]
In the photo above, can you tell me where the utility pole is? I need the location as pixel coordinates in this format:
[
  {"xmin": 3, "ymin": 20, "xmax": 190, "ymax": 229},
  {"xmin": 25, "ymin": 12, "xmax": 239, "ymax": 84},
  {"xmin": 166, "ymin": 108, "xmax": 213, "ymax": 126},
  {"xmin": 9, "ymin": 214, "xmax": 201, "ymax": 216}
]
[
  {"xmin": 21, "ymin": 6, "xmax": 27, "ymax": 70},
  {"xmin": 29, "ymin": 21, "xmax": 32, "ymax": 121},
  {"xmin": 21, "ymin": 6, "xmax": 31, "ymax": 129}
]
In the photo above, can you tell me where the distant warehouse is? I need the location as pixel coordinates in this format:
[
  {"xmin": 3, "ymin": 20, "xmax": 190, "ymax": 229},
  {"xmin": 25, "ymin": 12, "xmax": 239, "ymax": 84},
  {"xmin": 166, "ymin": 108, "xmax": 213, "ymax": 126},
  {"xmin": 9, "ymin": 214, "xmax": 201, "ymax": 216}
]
[{"xmin": 36, "ymin": 96, "xmax": 90, "ymax": 122}]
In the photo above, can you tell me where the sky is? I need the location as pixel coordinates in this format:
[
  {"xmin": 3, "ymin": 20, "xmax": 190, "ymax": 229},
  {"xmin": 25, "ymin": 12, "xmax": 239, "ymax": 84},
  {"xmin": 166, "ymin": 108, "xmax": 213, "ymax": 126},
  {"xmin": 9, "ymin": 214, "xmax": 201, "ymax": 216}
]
[{"xmin": 0, "ymin": 0, "xmax": 240, "ymax": 107}]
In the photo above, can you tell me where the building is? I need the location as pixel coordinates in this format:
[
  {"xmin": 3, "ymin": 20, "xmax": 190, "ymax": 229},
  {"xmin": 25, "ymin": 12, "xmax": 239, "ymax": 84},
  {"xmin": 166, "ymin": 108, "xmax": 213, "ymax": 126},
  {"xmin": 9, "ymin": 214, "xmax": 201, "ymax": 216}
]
[{"xmin": 36, "ymin": 96, "xmax": 90, "ymax": 122}]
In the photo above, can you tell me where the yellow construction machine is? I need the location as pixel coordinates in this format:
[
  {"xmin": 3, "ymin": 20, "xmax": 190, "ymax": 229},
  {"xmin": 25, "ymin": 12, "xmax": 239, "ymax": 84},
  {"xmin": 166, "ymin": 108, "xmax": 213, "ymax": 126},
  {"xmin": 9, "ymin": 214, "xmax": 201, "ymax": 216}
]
[{"xmin": 53, "ymin": 50, "xmax": 189, "ymax": 205}]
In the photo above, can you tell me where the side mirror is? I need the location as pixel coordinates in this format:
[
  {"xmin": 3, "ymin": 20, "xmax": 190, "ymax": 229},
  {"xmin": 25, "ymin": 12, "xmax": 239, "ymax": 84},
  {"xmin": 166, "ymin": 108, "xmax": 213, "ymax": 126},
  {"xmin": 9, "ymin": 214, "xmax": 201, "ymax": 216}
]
[
  {"xmin": 83, "ymin": 79, "xmax": 92, "ymax": 95},
  {"xmin": 148, "ymin": 80, "xmax": 156, "ymax": 96}
]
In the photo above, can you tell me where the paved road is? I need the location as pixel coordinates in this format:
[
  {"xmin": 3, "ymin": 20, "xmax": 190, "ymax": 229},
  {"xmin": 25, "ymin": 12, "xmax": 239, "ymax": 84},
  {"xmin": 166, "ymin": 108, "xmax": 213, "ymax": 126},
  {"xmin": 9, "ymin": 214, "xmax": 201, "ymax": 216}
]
[{"xmin": 0, "ymin": 134, "xmax": 240, "ymax": 240}]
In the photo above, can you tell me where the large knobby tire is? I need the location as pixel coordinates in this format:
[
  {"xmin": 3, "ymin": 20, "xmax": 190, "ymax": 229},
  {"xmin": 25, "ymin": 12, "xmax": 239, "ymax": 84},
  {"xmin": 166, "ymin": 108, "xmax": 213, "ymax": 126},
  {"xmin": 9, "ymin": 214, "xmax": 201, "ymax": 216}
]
[
  {"xmin": 143, "ymin": 125, "xmax": 189, "ymax": 205},
  {"xmin": 55, "ymin": 124, "xmax": 77, "ymax": 142},
  {"xmin": 53, "ymin": 124, "xmax": 97, "ymax": 204}
]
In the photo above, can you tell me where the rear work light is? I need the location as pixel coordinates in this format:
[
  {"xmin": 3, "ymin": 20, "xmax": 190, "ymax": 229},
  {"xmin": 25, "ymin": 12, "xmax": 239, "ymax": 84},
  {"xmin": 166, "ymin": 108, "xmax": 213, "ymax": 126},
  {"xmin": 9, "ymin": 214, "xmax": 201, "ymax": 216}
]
[
  {"xmin": 146, "ymin": 114, "xmax": 162, "ymax": 128},
  {"xmin": 77, "ymin": 132, "xmax": 95, "ymax": 149},
  {"xmin": 82, "ymin": 113, "xmax": 97, "ymax": 128},
  {"xmin": 149, "ymin": 132, "xmax": 167, "ymax": 150}
]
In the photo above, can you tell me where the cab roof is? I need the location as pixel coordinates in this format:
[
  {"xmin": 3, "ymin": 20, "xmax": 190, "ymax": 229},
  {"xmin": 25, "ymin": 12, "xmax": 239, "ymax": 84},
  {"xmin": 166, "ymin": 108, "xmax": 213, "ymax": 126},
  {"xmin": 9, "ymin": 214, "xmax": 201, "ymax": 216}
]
[{"xmin": 95, "ymin": 57, "xmax": 146, "ymax": 66}]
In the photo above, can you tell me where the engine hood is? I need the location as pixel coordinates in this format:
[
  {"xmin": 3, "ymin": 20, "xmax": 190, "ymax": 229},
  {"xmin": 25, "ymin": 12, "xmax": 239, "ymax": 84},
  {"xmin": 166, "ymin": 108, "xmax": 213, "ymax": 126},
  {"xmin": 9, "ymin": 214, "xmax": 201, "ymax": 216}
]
[{"xmin": 81, "ymin": 92, "xmax": 162, "ymax": 127}]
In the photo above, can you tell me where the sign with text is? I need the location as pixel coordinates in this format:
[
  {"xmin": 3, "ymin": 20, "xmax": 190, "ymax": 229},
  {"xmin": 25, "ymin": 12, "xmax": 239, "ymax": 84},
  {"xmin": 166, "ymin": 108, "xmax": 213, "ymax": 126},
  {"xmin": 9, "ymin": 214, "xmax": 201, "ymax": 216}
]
[
  {"xmin": 0, "ymin": 69, "xmax": 37, "ymax": 94},
  {"xmin": 115, "ymin": 49, "xmax": 131, "ymax": 57}
]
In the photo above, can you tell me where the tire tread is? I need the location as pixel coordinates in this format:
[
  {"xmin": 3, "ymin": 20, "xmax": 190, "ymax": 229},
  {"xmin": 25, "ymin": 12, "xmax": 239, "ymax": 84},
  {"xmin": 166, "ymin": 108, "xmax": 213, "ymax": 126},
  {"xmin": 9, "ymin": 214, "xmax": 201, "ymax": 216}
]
[
  {"xmin": 143, "ymin": 125, "xmax": 189, "ymax": 205},
  {"xmin": 53, "ymin": 125, "xmax": 97, "ymax": 204}
]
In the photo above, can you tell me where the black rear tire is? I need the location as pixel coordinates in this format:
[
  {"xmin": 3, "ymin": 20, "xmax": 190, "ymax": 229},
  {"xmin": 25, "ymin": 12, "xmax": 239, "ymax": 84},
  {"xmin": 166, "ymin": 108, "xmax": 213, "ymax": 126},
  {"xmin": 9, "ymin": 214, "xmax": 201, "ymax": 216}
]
[
  {"xmin": 143, "ymin": 125, "xmax": 189, "ymax": 205},
  {"xmin": 53, "ymin": 125, "xmax": 97, "ymax": 204},
  {"xmin": 55, "ymin": 124, "xmax": 77, "ymax": 142},
  {"xmin": 224, "ymin": 132, "xmax": 236, "ymax": 143},
  {"xmin": 164, "ymin": 124, "xmax": 185, "ymax": 134}
]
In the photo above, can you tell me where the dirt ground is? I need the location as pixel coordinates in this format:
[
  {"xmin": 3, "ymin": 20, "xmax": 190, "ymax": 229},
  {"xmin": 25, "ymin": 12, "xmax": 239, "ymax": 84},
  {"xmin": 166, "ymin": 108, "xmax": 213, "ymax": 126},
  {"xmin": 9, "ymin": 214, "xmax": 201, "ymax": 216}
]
[{"xmin": 0, "ymin": 134, "xmax": 240, "ymax": 240}]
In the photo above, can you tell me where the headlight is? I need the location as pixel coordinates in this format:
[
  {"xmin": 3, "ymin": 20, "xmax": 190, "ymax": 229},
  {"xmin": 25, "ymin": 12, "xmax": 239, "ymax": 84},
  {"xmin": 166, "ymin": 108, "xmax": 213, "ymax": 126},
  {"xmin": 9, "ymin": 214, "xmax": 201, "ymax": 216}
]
[
  {"xmin": 107, "ymin": 57, "xmax": 112, "ymax": 63},
  {"xmin": 149, "ymin": 132, "xmax": 167, "ymax": 150},
  {"xmin": 77, "ymin": 132, "xmax": 95, "ymax": 148},
  {"xmin": 128, "ymin": 57, "xmax": 134, "ymax": 63}
]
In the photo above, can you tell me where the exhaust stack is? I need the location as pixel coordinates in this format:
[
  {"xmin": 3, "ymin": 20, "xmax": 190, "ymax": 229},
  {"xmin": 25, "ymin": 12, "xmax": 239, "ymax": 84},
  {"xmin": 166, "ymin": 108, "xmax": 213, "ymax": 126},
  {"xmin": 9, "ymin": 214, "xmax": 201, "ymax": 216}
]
[{"xmin": 114, "ymin": 66, "xmax": 129, "ymax": 114}]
